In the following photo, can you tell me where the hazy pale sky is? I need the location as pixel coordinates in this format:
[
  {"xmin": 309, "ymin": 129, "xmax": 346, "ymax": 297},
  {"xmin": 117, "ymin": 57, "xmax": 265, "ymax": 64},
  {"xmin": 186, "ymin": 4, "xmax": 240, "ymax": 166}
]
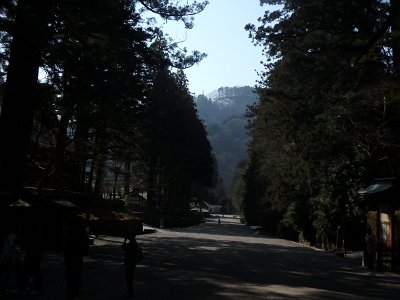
[{"xmin": 160, "ymin": 0, "xmax": 267, "ymax": 95}]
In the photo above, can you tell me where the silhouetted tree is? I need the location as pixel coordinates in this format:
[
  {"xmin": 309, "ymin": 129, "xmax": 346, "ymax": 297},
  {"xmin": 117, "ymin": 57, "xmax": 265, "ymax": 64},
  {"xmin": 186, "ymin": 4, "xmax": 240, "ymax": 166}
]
[
  {"xmin": 243, "ymin": 0, "xmax": 400, "ymax": 247},
  {"xmin": 0, "ymin": 0, "xmax": 209, "ymax": 202},
  {"xmin": 143, "ymin": 45, "xmax": 213, "ymax": 215}
]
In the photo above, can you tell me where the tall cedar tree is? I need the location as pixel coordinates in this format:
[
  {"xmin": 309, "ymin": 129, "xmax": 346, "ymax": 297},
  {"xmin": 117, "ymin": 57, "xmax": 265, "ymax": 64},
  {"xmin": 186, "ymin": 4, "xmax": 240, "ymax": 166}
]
[
  {"xmin": 0, "ymin": 0, "xmax": 208, "ymax": 201},
  {"xmin": 243, "ymin": 0, "xmax": 400, "ymax": 247},
  {"xmin": 144, "ymin": 44, "xmax": 213, "ymax": 214}
]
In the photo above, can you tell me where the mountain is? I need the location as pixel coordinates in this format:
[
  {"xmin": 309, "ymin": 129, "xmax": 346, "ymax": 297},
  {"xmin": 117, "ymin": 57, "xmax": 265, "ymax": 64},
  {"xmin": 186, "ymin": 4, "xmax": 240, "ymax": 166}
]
[
  {"xmin": 195, "ymin": 86, "xmax": 259, "ymax": 190},
  {"xmin": 196, "ymin": 86, "xmax": 256, "ymax": 125}
]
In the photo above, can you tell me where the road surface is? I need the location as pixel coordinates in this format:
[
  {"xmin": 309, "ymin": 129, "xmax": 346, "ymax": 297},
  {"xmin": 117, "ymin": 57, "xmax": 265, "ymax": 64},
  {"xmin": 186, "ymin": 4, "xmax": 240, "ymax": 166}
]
[{"xmin": 3, "ymin": 216, "xmax": 400, "ymax": 299}]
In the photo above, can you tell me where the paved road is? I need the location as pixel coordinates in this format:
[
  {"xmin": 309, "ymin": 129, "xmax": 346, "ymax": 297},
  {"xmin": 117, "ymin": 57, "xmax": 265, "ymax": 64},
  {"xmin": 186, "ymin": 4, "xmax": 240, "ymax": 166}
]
[{"xmin": 4, "ymin": 216, "xmax": 400, "ymax": 299}]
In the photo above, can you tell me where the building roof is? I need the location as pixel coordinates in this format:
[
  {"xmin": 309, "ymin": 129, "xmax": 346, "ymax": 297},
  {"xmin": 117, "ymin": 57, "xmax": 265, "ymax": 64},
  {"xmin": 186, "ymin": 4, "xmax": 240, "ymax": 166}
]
[{"xmin": 358, "ymin": 178, "xmax": 398, "ymax": 201}]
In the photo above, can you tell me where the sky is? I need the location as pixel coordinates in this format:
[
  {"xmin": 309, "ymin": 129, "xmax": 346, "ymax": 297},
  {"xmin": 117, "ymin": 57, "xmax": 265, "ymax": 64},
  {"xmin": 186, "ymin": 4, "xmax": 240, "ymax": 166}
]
[{"xmin": 159, "ymin": 0, "xmax": 268, "ymax": 96}]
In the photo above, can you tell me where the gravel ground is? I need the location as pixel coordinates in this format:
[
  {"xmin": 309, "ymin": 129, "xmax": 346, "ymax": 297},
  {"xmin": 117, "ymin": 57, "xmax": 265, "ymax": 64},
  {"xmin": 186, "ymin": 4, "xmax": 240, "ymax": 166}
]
[{"xmin": 2, "ymin": 216, "xmax": 400, "ymax": 300}]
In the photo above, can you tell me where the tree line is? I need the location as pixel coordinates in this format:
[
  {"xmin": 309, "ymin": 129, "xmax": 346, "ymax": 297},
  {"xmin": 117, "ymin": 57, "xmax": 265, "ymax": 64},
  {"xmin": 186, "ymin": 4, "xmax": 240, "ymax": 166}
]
[
  {"xmin": 0, "ymin": 0, "xmax": 215, "ymax": 216},
  {"xmin": 239, "ymin": 0, "xmax": 400, "ymax": 248}
]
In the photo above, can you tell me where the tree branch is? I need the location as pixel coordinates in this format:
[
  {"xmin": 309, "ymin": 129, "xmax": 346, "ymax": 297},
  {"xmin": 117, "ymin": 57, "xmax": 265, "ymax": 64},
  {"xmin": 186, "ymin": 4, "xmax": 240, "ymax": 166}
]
[
  {"xmin": 138, "ymin": 0, "xmax": 208, "ymax": 18},
  {"xmin": 353, "ymin": 1, "xmax": 400, "ymax": 65}
]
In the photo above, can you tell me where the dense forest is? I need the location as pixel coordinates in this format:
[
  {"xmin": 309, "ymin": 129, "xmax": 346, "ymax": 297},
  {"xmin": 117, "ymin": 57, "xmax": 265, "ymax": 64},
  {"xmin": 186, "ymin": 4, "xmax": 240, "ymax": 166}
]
[
  {"xmin": 239, "ymin": 0, "xmax": 400, "ymax": 249},
  {"xmin": 0, "ymin": 0, "xmax": 215, "ymax": 217}
]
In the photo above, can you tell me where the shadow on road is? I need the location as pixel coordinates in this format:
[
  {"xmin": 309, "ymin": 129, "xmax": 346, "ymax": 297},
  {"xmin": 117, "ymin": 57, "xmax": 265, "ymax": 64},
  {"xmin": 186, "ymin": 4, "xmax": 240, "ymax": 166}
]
[
  {"xmin": 2, "ymin": 219, "xmax": 399, "ymax": 300},
  {"xmin": 135, "ymin": 230, "xmax": 400, "ymax": 300}
]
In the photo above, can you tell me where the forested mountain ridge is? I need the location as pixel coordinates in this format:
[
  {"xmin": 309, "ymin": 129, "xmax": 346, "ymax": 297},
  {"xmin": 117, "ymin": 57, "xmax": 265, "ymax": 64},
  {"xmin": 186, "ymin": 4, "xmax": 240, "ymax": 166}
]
[
  {"xmin": 195, "ymin": 86, "xmax": 259, "ymax": 191},
  {"xmin": 196, "ymin": 86, "xmax": 256, "ymax": 125}
]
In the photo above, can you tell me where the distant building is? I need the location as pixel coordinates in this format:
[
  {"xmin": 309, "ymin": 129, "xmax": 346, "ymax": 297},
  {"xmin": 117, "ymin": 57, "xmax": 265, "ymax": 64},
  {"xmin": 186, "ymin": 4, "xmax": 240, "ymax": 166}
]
[
  {"xmin": 124, "ymin": 190, "xmax": 146, "ymax": 211},
  {"xmin": 204, "ymin": 201, "xmax": 222, "ymax": 214}
]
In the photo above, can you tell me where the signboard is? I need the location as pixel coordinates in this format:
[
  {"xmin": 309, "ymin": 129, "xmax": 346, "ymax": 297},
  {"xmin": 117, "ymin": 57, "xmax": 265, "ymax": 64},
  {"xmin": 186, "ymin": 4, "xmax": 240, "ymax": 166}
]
[{"xmin": 380, "ymin": 212, "xmax": 391, "ymax": 247}]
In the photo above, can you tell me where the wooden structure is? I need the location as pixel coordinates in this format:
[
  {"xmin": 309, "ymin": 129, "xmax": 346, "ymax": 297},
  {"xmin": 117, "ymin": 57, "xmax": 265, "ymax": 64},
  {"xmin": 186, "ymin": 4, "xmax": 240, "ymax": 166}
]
[
  {"xmin": 1, "ymin": 195, "xmax": 78, "ymax": 250},
  {"xmin": 359, "ymin": 178, "xmax": 400, "ymax": 271},
  {"xmin": 0, "ymin": 189, "xmax": 144, "ymax": 251}
]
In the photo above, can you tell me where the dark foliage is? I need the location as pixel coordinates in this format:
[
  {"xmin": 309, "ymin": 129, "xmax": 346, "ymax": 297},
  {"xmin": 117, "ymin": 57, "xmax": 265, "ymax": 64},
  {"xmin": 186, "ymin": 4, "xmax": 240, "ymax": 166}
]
[
  {"xmin": 0, "ymin": 0, "xmax": 214, "ymax": 218},
  {"xmin": 241, "ymin": 0, "xmax": 400, "ymax": 249}
]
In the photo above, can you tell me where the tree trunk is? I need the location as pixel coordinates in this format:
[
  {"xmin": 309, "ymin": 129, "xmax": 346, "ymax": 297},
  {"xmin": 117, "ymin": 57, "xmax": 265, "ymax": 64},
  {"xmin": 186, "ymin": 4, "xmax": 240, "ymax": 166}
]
[
  {"xmin": 93, "ymin": 140, "xmax": 106, "ymax": 197},
  {"xmin": 70, "ymin": 106, "xmax": 90, "ymax": 192},
  {"xmin": 93, "ymin": 155, "xmax": 106, "ymax": 197},
  {"xmin": 146, "ymin": 154, "xmax": 158, "ymax": 212},
  {"xmin": 124, "ymin": 161, "xmax": 131, "ymax": 197},
  {"xmin": 0, "ymin": 0, "xmax": 53, "ymax": 196},
  {"xmin": 112, "ymin": 164, "xmax": 121, "ymax": 201},
  {"xmin": 52, "ymin": 113, "xmax": 71, "ymax": 187}
]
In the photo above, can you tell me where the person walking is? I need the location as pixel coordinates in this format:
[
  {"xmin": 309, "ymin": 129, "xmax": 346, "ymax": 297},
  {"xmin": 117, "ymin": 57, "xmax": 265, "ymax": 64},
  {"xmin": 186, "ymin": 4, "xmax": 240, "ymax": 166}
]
[
  {"xmin": 122, "ymin": 232, "xmax": 142, "ymax": 297},
  {"xmin": 0, "ymin": 232, "xmax": 22, "ymax": 293},
  {"xmin": 64, "ymin": 217, "xmax": 89, "ymax": 300},
  {"xmin": 20, "ymin": 226, "xmax": 44, "ymax": 295},
  {"xmin": 364, "ymin": 227, "xmax": 375, "ymax": 269}
]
